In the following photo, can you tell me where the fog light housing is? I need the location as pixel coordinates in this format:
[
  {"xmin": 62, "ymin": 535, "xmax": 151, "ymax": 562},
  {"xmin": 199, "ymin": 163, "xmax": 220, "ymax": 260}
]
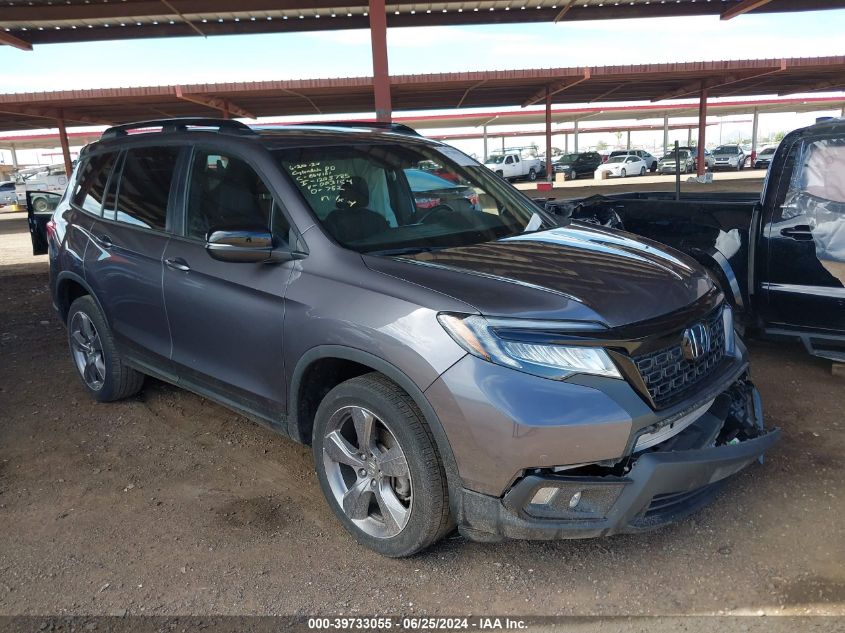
[{"xmin": 530, "ymin": 487, "xmax": 558, "ymax": 506}]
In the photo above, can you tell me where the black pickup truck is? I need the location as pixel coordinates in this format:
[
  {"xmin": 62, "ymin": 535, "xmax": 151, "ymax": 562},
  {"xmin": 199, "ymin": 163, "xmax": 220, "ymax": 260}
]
[{"xmin": 544, "ymin": 118, "xmax": 845, "ymax": 362}]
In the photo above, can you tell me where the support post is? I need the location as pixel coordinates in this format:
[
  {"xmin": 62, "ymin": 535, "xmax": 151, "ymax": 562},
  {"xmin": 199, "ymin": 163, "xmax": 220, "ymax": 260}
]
[
  {"xmin": 57, "ymin": 113, "xmax": 72, "ymax": 180},
  {"xmin": 574, "ymin": 120, "xmax": 579, "ymax": 153},
  {"xmin": 663, "ymin": 115, "xmax": 669, "ymax": 155},
  {"xmin": 696, "ymin": 88, "xmax": 708, "ymax": 177},
  {"xmin": 688, "ymin": 128, "xmax": 692, "ymax": 145},
  {"xmin": 221, "ymin": 102, "xmax": 230, "ymax": 120},
  {"xmin": 368, "ymin": 0, "xmax": 392, "ymax": 122},
  {"xmin": 545, "ymin": 87, "xmax": 553, "ymax": 182},
  {"xmin": 482, "ymin": 125, "xmax": 488, "ymax": 163},
  {"xmin": 564, "ymin": 133, "xmax": 568, "ymax": 154},
  {"xmin": 751, "ymin": 107, "xmax": 759, "ymax": 166},
  {"xmin": 626, "ymin": 129, "xmax": 631, "ymax": 150},
  {"xmin": 10, "ymin": 145, "xmax": 18, "ymax": 169}
]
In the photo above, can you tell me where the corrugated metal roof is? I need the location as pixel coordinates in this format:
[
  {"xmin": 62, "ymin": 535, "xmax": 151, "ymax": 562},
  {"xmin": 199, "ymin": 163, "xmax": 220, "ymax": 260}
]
[
  {"xmin": 1, "ymin": 0, "xmax": 841, "ymax": 48},
  {"xmin": 0, "ymin": 57, "xmax": 842, "ymax": 132}
]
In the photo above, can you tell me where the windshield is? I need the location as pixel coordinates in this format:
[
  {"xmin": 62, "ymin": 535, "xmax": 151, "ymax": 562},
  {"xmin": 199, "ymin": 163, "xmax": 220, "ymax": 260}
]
[
  {"xmin": 485, "ymin": 155, "xmax": 506, "ymax": 164},
  {"xmin": 760, "ymin": 148, "xmax": 776, "ymax": 155},
  {"xmin": 607, "ymin": 156, "xmax": 626, "ymax": 163},
  {"xmin": 713, "ymin": 145, "xmax": 738, "ymax": 154},
  {"xmin": 275, "ymin": 142, "xmax": 554, "ymax": 254}
]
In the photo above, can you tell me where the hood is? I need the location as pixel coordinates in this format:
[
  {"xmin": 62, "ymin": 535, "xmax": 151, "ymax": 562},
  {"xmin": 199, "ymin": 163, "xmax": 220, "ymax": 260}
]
[{"xmin": 364, "ymin": 223, "xmax": 715, "ymax": 328}]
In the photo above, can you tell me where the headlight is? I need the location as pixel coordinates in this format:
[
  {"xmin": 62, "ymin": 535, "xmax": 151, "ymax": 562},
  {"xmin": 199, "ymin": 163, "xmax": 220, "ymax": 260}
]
[
  {"xmin": 437, "ymin": 313, "xmax": 622, "ymax": 380},
  {"xmin": 722, "ymin": 305, "xmax": 736, "ymax": 355}
]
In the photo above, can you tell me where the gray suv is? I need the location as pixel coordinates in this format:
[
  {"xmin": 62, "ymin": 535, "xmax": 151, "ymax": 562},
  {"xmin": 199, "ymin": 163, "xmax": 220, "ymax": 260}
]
[{"xmin": 34, "ymin": 118, "xmax": 778, "ymax": 557}]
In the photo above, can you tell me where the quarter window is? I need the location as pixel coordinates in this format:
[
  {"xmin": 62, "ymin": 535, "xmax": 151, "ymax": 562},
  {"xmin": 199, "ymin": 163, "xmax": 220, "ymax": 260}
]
[
  {"xmin": 72, "ymin": 152, "xmax": 117, "ymax": 216},
  {"xmin": 114, "ymin": 146, "xmax": 179, "ymax": 230}
]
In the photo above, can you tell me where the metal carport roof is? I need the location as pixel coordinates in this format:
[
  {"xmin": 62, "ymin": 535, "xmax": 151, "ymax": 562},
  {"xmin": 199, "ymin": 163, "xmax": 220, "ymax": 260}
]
[
  {"xmin": 0, "ymin": 57, "xmax": 842, "ymax": 132},
  {"xmin": 1, "ymin": 0, "xmax": 840, "ymax": 50}
]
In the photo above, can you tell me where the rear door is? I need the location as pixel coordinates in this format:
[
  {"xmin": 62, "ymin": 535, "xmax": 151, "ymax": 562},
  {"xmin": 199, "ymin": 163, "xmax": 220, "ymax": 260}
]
[
  {"xmin": 83, "ymin": 145, "xmax": 183, "ymax": 367},
  {"xmin": 161, "ymin": 145, "xmax": 297, "ymax": 420},
  {"xmin": 26, "ymin": 190, "xmax": 61, "ymax": 255},
  {"xmin": 760, "ymin": 134, "xmax": 845, "ymax": 333}
]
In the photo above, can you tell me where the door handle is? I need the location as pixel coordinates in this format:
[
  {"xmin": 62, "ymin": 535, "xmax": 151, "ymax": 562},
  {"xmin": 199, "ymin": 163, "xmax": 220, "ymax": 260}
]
[
  {"xmin": 780, "ymin": 225, "xmax": 814, "ymax": 241},
  {"xmin": 95, "ymin": 234, "xmax": 113, "ymax": 248},
  {"xmin": 165, "ymin": 257, "xmax": 191, "ymax": 272}
]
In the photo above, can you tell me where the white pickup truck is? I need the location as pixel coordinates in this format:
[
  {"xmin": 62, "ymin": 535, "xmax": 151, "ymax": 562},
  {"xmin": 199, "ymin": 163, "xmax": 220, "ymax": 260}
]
[
  {"xmin": 14, "ymin": 165, "xmax": 69, "ymax": 212},
  {"xmin": 484, "ymin": 151, "xmax": 543, "ymax": 181}
]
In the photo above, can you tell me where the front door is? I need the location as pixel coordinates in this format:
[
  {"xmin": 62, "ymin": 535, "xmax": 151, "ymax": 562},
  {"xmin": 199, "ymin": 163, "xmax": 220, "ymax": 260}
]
[
  {"xmin": 162, "ymin": 147, "xmax": 295, "ymax": 421},
  {"xmin": 761, "ymin": 134, "xmax": 845, "ymax": 334}
]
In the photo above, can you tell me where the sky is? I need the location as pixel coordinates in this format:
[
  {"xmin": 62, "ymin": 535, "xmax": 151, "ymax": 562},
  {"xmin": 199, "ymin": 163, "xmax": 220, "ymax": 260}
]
[{"xmin": 1, "ymin": 9, "xmax": 844, "ymax": 163}]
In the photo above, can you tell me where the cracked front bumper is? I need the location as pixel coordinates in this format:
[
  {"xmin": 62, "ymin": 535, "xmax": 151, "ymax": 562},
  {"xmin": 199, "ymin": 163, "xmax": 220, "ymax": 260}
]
[{"xmin": 452, "ymin": 382, "xmax": 779, "ymax": 542}]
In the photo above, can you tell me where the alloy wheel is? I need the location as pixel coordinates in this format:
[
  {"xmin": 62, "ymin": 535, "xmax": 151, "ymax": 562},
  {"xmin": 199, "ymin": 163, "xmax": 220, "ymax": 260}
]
[
  {"xmin": 70, "ymin": 312, "xmax": 106, "ymax": 391},
  {"xmin": 322, "ymin": 405, "xmax": 412, "ymax": 538}
]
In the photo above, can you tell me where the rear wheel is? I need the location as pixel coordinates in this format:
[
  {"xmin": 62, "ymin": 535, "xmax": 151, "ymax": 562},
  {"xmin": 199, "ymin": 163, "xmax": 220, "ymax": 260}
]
[
  {"xmin": 528, "ymin": 168, "xmax": 537, "ymax": 181},
  {"xmin": 639, "ymin": 166, "xmax": 646, "ymax": 176},
  {"xmin": 67, "ymin": 296, "xmax": 144, "ymax": 402},
  {"xmin": 313, "ymin": 373, "xmax": 453, "ymax": 557}
]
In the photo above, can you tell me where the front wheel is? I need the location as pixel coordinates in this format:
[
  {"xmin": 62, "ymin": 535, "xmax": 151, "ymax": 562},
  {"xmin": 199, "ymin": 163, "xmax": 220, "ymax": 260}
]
[
  {"xmin": 620, "ymin": 168, "xmax": 627, "ymax": 178},
  {"xmin": 313, "ymin": 373, "xmax": 453, "ymax": 557},
  {"xmin": 67, "ymin": 296, "xmax": 144, "ymax": 402}
]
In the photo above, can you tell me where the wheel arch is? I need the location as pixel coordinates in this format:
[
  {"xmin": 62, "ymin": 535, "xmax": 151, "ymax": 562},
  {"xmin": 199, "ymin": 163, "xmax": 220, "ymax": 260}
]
[
  {"xmin": 55, "ymin": 271, "xmax": 106, "ymax": 325},
  {"xmin": 288, "ymin": 345, "xmax": 462, "ymax": 492}
]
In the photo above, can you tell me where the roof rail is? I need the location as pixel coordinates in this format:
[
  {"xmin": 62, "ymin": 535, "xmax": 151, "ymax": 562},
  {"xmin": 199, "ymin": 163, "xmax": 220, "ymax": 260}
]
[
  {"xmin": 100, "ymin": 118, "xmax": 254, "ymax": 140},
  {"xmin": 285, "ymin": 121, "xmax": 421, "ymax": 136}
]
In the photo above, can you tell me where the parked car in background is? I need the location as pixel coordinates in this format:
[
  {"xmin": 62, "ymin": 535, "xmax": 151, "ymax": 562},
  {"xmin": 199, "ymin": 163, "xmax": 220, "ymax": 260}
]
[
  {"xmin": 552, "ymin": 152, "xmax": 603, "ymax": 180},
  {"xmin": 596, "ymin": 154, "xmax": 648, "ymax": 178},
  {"xmin": 484, "ymin": 151, "xmax": 542, "ymax": 181},
  {"xmin": 29, "ymin": 117, "xmax": 778, "ymax": 556},
  {"xmin": 545, "ymin": 117, "xmax": 845, "ymax": 363},
  {"xmin": 0, "ymin": 181, "xmax": 17, "ymax": 209},
  {"xmin": 711, "ymin": 145, "xmax": 747, "ymax": 170},
  {"xmin": 753, "ymin": 146, "xmax": 777, "ymax": 169},
  {"xmin": 657, "ymin": 149, "xmax": 695, "ymax": 174},
  {"xmin": 691, "ymin": 148, "xmax": 715, "ymax": 171},
  {"xmin": 405, "ymin": 168, "xmax": 480, "ymax": 213},
  {"xmin": 609, "ymin": 149, "xmax": 657, "ymax": 171}
]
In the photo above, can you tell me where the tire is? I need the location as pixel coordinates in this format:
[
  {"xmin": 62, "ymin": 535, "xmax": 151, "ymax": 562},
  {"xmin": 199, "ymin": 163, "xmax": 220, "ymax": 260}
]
[
  {"xmin": 312, "ymin": 373, "xmax": 453, "ymax": 557},
  {"xmin": 639, "ymin": 166, "xmax": 646, "ymax": 176},
  {"xmin": 569, "ymin": 169, "xmax": 577, "ymax": 181},
  {"xmin": 620, "ymin": 168, "xmax": 626, "ymax": 178},
  {"xmin": 528, "ymin": 168, "xmax": 537, "ymax": 181},
  {"xmin": 67, "ymin": 296, "xmax": 144, "ymax": 402}
]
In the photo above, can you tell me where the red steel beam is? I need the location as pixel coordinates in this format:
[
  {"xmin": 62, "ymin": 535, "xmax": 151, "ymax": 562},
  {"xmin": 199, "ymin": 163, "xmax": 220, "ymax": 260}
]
[
  {"xmin": 545, "ymin": 87, "xmax": 552, "ymax": 182},
  {"xmin": 369, "ymin": 0, "xmax": 392, "ymax": 122},
  {"xmin": 523, "ymin": 69, "xmax": 590, "ymax": 107},
  {"xmin": 174, "ymin": 86, "xmax": 255, "ymax": 118},
  {"xmin": 56, "ymin": 113, "xmax": 73, "ymax": 180},
  {"xmin": 0, "ymin": 31, "xmax": 32, "ymax": 51},
  {"xmin": 697, "ymin": 87, "xmax": 708, "ymax": 177},
  {"xmin": 721, "ymin": 0, "xmax": 774, "ymax": 20}
]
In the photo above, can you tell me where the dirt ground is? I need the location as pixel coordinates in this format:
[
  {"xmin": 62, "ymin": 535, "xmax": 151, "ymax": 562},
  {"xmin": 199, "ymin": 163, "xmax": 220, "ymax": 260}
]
[{"xmin": 0, "ymin": 179, "xmax": 843, "ymax": 619}]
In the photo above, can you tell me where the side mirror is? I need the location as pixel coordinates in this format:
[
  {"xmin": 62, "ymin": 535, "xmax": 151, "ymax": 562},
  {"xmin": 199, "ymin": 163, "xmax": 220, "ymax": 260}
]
[{"xmin": 206, "ymin": 227, "xmax": 305, "ymax": 263}]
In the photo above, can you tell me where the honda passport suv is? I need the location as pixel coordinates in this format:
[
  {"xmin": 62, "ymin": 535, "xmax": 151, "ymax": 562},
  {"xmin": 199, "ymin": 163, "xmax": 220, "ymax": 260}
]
[{"xmin": 34, "ymin": 118, "xmax": 779, "ymax": 557}]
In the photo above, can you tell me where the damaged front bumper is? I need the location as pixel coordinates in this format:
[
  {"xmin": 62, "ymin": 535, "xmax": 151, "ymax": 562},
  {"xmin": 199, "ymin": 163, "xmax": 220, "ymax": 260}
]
[{"xmin": 454, "ymin": 378, "xmax": 780, "ymax": 542}]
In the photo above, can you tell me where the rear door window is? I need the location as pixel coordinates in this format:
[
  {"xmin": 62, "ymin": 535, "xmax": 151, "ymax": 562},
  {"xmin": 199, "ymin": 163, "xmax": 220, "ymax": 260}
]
[
  {"xmin": 113, "ymin": 146, "xmax": 180, "ymax": 231},
  {"xmin": 72, "ymin": 152, "xmax": 118, "ymax": 216}
]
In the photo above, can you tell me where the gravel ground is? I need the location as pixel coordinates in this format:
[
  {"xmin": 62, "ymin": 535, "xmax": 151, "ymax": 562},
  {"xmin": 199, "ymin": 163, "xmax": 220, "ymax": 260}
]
[{"xmin": 0, "ymin": 187, "xmax": 843, "ymax": 621}]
